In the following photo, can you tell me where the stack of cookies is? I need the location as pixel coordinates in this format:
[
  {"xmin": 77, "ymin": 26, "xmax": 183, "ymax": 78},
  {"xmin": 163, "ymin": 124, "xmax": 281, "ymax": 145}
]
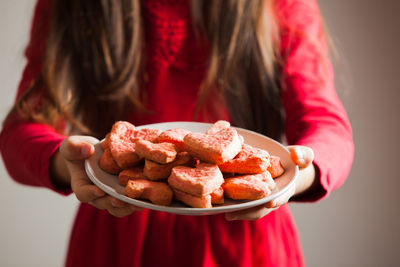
[{"xmin": 99, "ymin": 121, "xmax": 284, "ymax": 208}]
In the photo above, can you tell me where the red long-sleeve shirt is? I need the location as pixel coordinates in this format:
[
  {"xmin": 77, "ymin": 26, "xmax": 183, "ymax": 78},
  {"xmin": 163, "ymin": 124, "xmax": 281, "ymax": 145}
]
[{"xmin": 0, "ymin": 0, "xmax": 354, "ymax": 266}]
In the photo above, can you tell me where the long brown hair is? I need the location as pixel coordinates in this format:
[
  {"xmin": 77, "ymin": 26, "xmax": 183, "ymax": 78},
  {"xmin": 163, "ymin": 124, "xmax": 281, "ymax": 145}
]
[{"xmin": 12, "ymin": 0, "xmax": 284, "ymax": 140}]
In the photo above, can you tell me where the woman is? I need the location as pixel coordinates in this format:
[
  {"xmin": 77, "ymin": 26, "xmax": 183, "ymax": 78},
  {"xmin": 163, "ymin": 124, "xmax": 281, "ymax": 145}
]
[{"xmin": 0, "ymin": 0, "xmax": 353, "ymax": 266}]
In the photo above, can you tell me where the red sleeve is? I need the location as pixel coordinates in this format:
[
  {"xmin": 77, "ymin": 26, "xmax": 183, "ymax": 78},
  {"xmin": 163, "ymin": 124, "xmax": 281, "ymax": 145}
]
[
  {"xmin": 16, "ymin": 0, "xmax": 49, "ymax": 100},
  {"xmin": 276, "ymin": 0, "xmax": 354, "ymax": 201},
  {"xmin": 0, "ymin": 0, "xmax": 70, "ymax": 195}
]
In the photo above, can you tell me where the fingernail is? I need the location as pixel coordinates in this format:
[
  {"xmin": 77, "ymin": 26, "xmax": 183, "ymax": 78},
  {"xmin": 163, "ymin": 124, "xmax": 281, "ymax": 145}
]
[
  {"xmin": 111, "ymin": 199, "xmax": 124, "ymax": 208},
  {"xmin": 295, "ymin": 148, "xmax": 303, "ymax": 160},
  {"xmin": 94, "ymin": 190, "xmax": 104, "ymax": 197},
  {"xmin": 265, "ymin": 201, "xmax": 275, "ymax": 209},
  {"xmin": 226, "ymin": 215, "xmax": 237, "ymax": 221},
  {"xmin": 297, "ymin": 159, "xmax": 306, "ymax": 166},
  {"xmin": 81, "ymin": 146, "xmax": 91, "ymax": 157},
  {"xmin": 111, "ymin": 200, "xmax": 118, "ymax": 207}
]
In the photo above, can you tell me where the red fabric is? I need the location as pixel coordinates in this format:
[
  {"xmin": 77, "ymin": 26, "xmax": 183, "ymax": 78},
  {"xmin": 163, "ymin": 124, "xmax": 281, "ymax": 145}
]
[
  {"xmin": 276, "ymin": 0, "xmax": 354, "ymax": 201},
  {"xmin": 0, "ymin": 0, "xmax": 354, "ymax": 266}
]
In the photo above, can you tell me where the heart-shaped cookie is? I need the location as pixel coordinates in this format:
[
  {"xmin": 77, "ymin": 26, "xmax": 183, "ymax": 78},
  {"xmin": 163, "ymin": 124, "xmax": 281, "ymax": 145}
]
[
  {"xmin": 99, "ymin": 148, "xmax": 122, "ymax": 175},
  {"xmin": 218, "ymin": 144, "xmax": 270, "ymax": 174},
  {"xmin": 118, "ymin": 167, "xmax": 145, "ymax": 186},
  {"xmin": 183, "ymin": 127, "xmax": 242, "ymax": 164},
  {"xmin": 109, "ymin": 121, "xmax": 140, "ymax": 169},
  {"xmin": 168, "ymin": 163, "xmax": 224, "ymax": 197},
  {"xmin": 172, "ymin": 188, "xmax": 212, "ymax": 208},
  {"xmin": 144, "ymin": 152, "xmax": 196, "ymax": 181},
  {"xmin": 222, "ymin": 172, "xmax": 276, "ymax": 200},
  {"xmin": 157, "ymin": 128, "xmax": 190, "ymax": 151},
  {"xmin": 124, "ymin": 179, "xmax": 173, "ymax": 206},
  {"xmin": 205, "ymin": 120, "xmax": 231, "ymax": 135},
  {"xmin": 267, "ymin": 156, "xmax": 285, "ymax": 178},
  {"xmin": 109, "ymin": 121, "xmax": 162, "ymax": 169}
]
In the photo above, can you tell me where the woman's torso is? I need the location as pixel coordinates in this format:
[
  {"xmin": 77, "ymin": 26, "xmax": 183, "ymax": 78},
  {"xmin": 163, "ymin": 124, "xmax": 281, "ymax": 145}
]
[{"xmin": 66, "ymin": 1, "xmax": 303, "ymax": 267}]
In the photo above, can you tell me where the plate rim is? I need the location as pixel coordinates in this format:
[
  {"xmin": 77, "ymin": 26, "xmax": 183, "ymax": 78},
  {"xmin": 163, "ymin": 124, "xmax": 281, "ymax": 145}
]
[{"xmin": 85, "ymin": 121, "xmax": 299, "ymax": 215}]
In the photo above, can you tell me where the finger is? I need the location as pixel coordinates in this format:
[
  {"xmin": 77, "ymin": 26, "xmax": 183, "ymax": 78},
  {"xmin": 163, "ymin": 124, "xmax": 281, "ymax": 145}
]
[
  {"xmin": 90, "ymin": 194, "xmax": 119, "ymax": 210},
  {"xmin": 90, "ymin": 196, "xmax": 143, "ymax": 217},
  {"xmin": 70, "ymin": 165, "xmax": 105, "ymax": 202},
  {"xmin": 265, "ymin": 182, "xmax": 296, "ymax": 209},
  {"xmin": 60, "ymin": 136, "xmax": 99, "ymax": 161},
  {"xmin": 107, "ymin": 207, "xmax": 137, "ymax": 218},
  {"xmin": 61, "ymin": 136, "xmax": 103, "ymax": 202},
  {"xmin": 68, "ymin": 158, "xmax": 105, "ymax": 202},
  {"xmin": 225, "ymin": 205, "xmax": 277, "ymax": 221},
  {"xmin": 265, "ymin": 189, "xmax": 295, "ymax": 209},
  {"xmin": 288, "ymin": 145, "xmax": 314, "ymax": 168},
  {"xmin": 108, "ymin": 205, "xmax": 144, "ymax": 218},
  {"xmin": 90, "ymin": 195, "xmax": 142, "ymax": 210}
]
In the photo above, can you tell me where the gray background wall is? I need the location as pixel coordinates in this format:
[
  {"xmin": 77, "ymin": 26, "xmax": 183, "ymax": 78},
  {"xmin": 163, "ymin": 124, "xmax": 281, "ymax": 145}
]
[{"xmin": 0, "ymin": 0, "xmax": 399, "ymax": 266}]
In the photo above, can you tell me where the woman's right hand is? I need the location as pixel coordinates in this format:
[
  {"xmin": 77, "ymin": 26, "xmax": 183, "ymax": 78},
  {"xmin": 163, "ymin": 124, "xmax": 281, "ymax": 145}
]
[{"xmin": 55, "ymin": 136, "xmax": 142, "ymax": 217}]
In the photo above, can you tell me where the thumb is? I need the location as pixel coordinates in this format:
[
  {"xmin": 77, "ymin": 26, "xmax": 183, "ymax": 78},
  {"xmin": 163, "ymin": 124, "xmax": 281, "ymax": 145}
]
[
  {"xmin": 60, "ymin": 136, "xmax": 99, "ymax": 161},
  {"xmin": 288, "ymin": 145, "xmax": 314, "ymax": 168}
]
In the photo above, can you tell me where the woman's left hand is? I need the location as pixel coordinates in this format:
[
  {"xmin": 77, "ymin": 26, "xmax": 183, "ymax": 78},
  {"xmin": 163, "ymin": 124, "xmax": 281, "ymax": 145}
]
[{"xmin": 225, "ymin": 145, "xmax": 315, "ymax": 221}]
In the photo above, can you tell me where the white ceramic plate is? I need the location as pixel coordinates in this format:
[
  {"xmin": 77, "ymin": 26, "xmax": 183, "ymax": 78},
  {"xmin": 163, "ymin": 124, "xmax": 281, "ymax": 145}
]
[{"xmin": 85, "ymin": 122, "xmax": 298, "ymax": 215}]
